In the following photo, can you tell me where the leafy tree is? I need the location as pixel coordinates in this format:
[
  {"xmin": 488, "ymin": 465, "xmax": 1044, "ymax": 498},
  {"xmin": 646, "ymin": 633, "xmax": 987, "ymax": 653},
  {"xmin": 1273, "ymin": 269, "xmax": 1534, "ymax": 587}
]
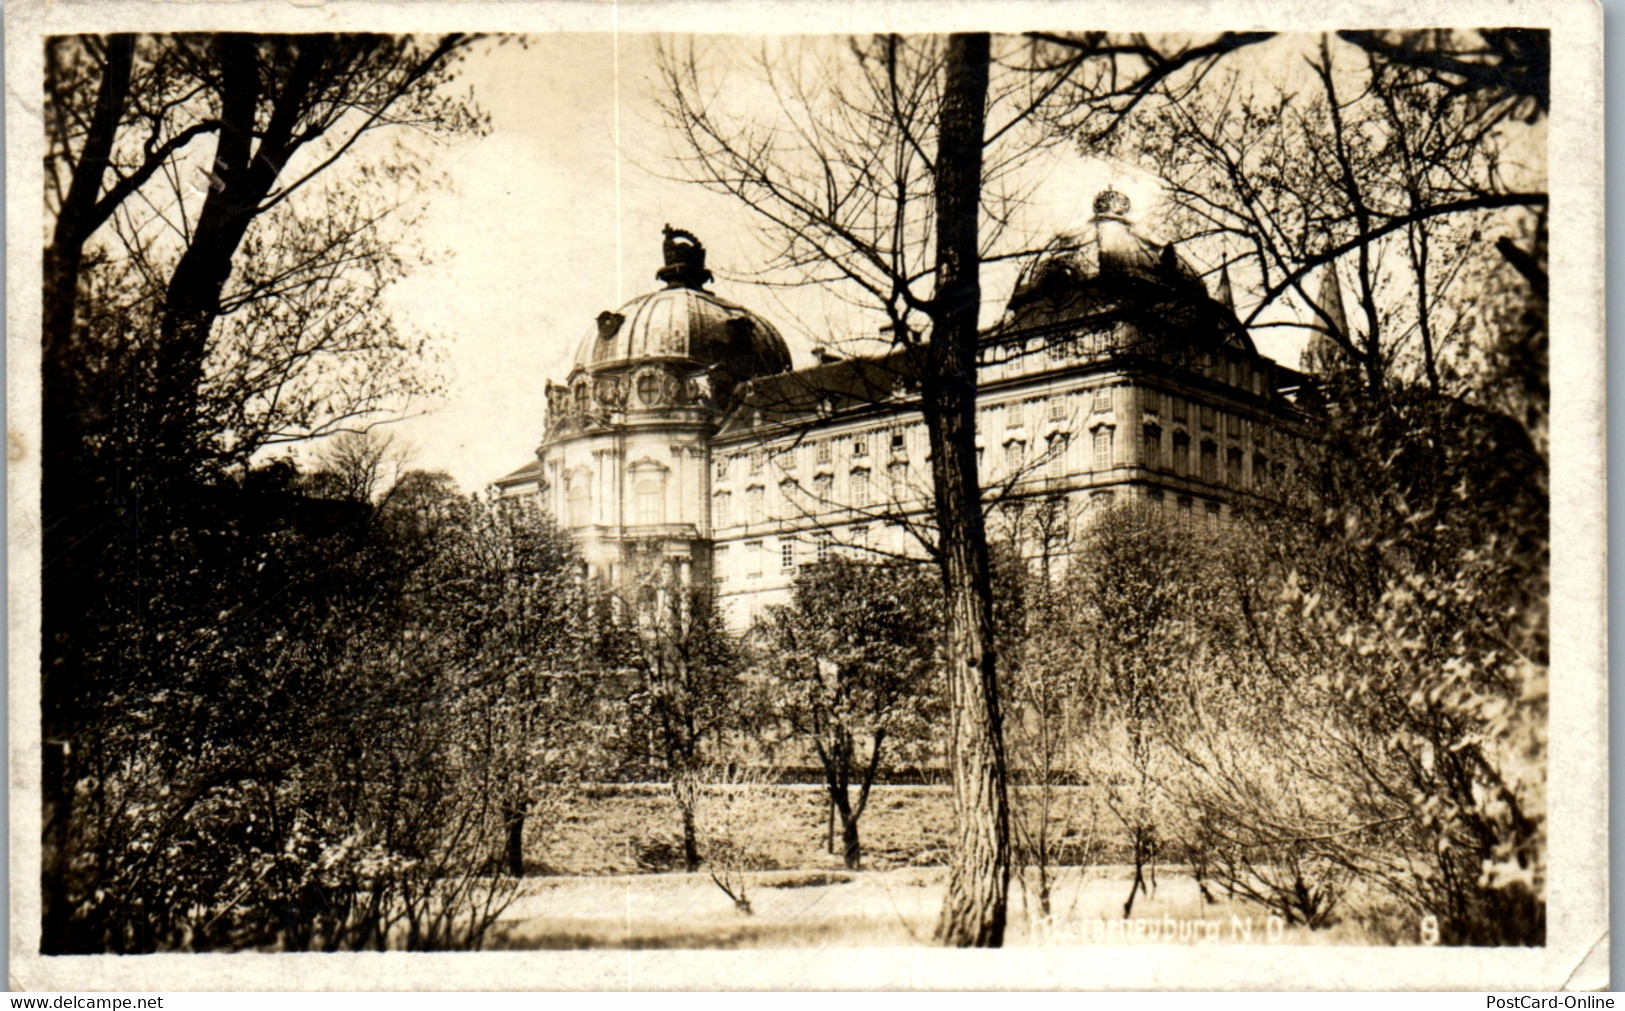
[
  {"xmin": 751, "ymin": 558, "xmax": 942, "ymax": 869},
  {"xmin": 40, "ymin": 34, "xmax": 489, "ymax": 950},
  {"xmin": 586, "ymin": 557, "xmax": 743, "ymax": 874}
]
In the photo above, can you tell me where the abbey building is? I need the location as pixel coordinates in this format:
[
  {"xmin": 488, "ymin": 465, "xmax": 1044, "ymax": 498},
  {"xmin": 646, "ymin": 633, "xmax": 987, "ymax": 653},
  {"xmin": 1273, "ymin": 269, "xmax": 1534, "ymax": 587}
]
[{"xmin": 496, "ymin": 195, "xmax": 1315, "ymax": 629}]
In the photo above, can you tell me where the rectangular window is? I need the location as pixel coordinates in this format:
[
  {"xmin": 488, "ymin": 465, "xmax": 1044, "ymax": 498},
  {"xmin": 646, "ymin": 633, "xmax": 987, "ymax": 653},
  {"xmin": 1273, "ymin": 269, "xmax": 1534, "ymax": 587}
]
[
  {"xmin": 1173, "ymin": 433, "xmax": 1190, "ymax": 477},
  {"xmin": 851, "ymin": 469, "xmax": 870, "ymax": 507},
  {"xmin": 1093, "ymin": 427, "xmax": 1114, "ymax": 471},
  {"xmin": 749, "ymin": 449, "xmax": 764, "ymax": 475},
  {"xmin": 816, "ymin": 440, "xmax": 832, "ymax": 465},
  {"xmin": 1143, "ymin": 391, "xmax": 1160, "ymax": 418},
  {"xmin": 1206, "ymin": 500, "xmax": 1222, "ymax": 527},
  {"xmin": 1200, "ymin": 406, "xmax": 1216, "ymax": 432},
  {"xmin": 852, "ymin": 524, "xmax": 869, "ymax": 549},
  {"xmin": 1200, "ymin": 442, "xmax": 1219, "ymax": 483},
  {"xmin": 814, "ymin": 473, "xmax": 833, "ymax": 503},
  {"xmin": 781, "ymin": 539, "xmax": 796, "ymax": 572},
  {"xmin": 890, "ymin": 461, "xmax": 909, "ymax": 498},
  {"xmin": 780, "ymin": 446, "xmax": 797, "ymax": 471},
  {"xmin": 747, "ymin": 486, "xmax": 765, "ymax": 523},
  {"xmin": 746, "ymin": 540, "xmax": 763, "ymax": 578},
  {"xmin": 1006, "ymin": 441, "xmax": 1023, "ymax": 474},
  {"xmin": 1227, "ymin": 413, "xmax": 1242, "ymax": 438},
  {"xmin": 1049, "ymin": 397, "xmax": 1066, "ymax": 422},
  {"xmin": 636, "ymin": 481, "xmax": 663, "ymax": 526},
  {"xmin": 1093, "ymin": 387, "xmax": 1112, "ymax": 413},
  {"xmin": 1227, "ymin": 447, "xmax": 1245, "ymax": 487},
  {"xmin": 1172, "ymin": 397, "xmax": 1188, "ymax": 424},
  {"xmin": 1047, "ymin": 433, "xmax": 1068, "ymax": 478},
  {"xmin": 890, "ymin": 430, "xmax": 907, "ymax": 454},
  {"xmin": 715, "ymin": 456, "xmax": 729, "ymax": 480},
  {"xmin": 713, "ymin": 545, "xmax": 728, "ymax": 583},
  {"xmin": 816, "ymin": 531, "xmax": 833, "ymax": 563},
  {"xmin": 853, "ymin": 437, "xmax": 869, "ymax": 459},
  {"xmin": 1006, "ymin": 401, "xmax": 1023, "ymax": 429},
  {"xmin": 1143, "ymin": 425, "xmax": 1162, "ymax": 470}
]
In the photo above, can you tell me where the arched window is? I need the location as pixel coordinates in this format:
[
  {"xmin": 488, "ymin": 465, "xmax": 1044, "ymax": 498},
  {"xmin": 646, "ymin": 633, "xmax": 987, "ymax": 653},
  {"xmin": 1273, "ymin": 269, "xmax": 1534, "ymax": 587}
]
[
  {"xmin": 567, "ymin": 480, "xmax": 591, "ymax": 527},
  {"xmin": 635, "ymin": 476, "xmax": 664, "ymax": 526}
]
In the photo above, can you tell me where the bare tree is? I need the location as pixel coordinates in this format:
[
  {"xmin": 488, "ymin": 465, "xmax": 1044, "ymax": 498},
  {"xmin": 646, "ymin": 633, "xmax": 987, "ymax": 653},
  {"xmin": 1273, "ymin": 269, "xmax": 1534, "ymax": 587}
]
[
  {"xmin": 1086, "ymin": 31, "xmax": 1547, "ymax": 397},
  {"xmin": 659, "ymin": 30, "xmax": 1274, "ymax": 947}
]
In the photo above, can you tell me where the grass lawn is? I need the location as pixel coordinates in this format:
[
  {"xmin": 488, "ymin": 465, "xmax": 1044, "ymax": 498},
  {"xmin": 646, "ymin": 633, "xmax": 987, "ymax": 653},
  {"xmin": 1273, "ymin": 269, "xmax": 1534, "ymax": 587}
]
[
  {"xmin": 503, "ymin": 784, "xmax": 1409, "ymax": 948},
  {"xmin": 490, "ymin": 865, "xmax": 1392, "ymax": 949}
]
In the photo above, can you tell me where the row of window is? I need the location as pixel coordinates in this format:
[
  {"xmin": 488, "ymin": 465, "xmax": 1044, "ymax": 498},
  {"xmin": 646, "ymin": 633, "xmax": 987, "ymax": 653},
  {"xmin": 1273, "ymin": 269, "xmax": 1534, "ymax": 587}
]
[{"xmin": 714, "ymin": 530, "xmax": 856, "ymax": 582}]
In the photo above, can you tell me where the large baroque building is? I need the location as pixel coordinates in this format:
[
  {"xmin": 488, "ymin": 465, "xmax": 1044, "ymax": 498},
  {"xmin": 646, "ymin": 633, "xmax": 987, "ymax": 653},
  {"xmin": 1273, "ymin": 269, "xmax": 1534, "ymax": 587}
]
[{"xmin": 497, "ymin": 195, "xmax": 1315, "ymax": 628}]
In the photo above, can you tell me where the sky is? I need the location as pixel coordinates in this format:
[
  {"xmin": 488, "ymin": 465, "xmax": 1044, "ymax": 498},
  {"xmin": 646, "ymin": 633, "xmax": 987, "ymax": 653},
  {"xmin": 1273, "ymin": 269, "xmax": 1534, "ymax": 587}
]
[{"xmin": 363, "ymin": 34, "xmax": 1299, "ymax": 492}]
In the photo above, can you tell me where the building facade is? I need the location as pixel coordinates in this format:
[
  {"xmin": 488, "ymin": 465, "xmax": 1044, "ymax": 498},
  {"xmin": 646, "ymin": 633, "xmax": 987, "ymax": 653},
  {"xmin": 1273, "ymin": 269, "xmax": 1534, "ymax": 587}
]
[{"xmin": 498, "ymin": 194, "xmax": 1314, "ymax": 629}]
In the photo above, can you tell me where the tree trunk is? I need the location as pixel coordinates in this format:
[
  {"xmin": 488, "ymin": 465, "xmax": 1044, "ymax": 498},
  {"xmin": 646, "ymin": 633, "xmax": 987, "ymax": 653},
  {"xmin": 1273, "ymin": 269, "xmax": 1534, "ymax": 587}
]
[
  {"xmin": 681, "ymin": 800, "xmax": 701, "ymax": 873},
  {"xmin": 926, "ymin": 32, "xmax": 1010, "ymax": 949},
  {"xmin": 504, "ymin": 804, "xmax": 526, "ymax": 877},
  {"xmin": 838, "ymin": 801, "xmax": 863, "ymax": 870},
  {"xmin": 145, "ymin": 35, "xmax": 331, "ymax": 488}
]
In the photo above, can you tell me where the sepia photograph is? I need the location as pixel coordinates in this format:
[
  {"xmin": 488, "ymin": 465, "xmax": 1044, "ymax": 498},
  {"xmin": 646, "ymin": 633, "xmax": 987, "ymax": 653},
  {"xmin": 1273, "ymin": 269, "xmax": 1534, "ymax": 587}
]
[{"xmin": 6, "ymin": 0, "xmax": 1605, "ymax": 991}]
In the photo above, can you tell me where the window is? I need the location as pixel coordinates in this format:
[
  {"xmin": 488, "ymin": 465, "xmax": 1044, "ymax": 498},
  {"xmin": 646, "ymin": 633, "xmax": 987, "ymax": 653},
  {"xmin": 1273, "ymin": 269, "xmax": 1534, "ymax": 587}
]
[
  {"xmin": 852, "ymin": 524, "xmax": 869, "ymax": 549},
  {"xmin": 1006, "ymin": 401, "xmax": 1023, "ymax": 430},
  {"xmin": 1206, "ymin": 500, "xmax": 1222, "ymax": 527},
  {"xmin": 1046, "ymin": 433, "xmax": 1068, "ymax": 478},
  {"xmin": 1172, "ymin": 397, "xmax": 1188, "ymax": 424},
  {"xmin": 1200, "ymin": 441, "xmax": 1219, "ymax": 483},
  {"xmin": 635, "ymin": 478, "xmax": 664, "ymax": 526},
  {"xmin": 816, "ymin": 440, "xmax": 832, "ymax": 465},
  {"xmin": 1093, "ymin": 387, "xmax": 1112, "ymax": 413},
  {"xmin": 1142, "ymin": 424, "xmax": 1162, "ymax": 470},
  {"xmin": 1143, "ymin": 391, "xmax": 1160, "ymax": 418},
  {"xmin": 746, "ymin": 540, "xmax": 763, "ymax": 578},
  {"xmin": 1227, "ymin": 447, "xmax": 1245, "ymax": 487},
  {"xmin": 1173, "ymin": 432, "xmax": 1191, "ymax": 477},
  {"xmin": 1005, "ymin": 441, "xmax": 1024, "ymax": 475},
  {"xmin": 713, "ymin": 545, "xmax": 728, "ymax": 583},
  {"xmin": 715, "ymin": 455, "xmax": 729, "ymax": 481},
  {"xmin": 1254, "ymin": 453, "xmax": 1270, "ymax": 490},
  {"xmin": 890, "ymin": 430, "xmax": 907, "ymax": 454},
  {"xmin": 1227, "ymin": 413, "xmax": 1242, "ymax": 438},
  {"xmin": 814, "ymin": 473, "xmax": 833, "ymax": 503},
  {"xmin": 567, "ymin": 481, "xmax": 591, "ymax": 527},
  {"xmin": 851, "ymin": 469, "xmax": 871, "ymax": 508},
  {"xmin": 853, "ymin": 437, "xmax": 869, "ymax": 459},
  {"xmin": 816, "ymin": 531, "xmax": 833, "ymax": 563},
  {"xmin": 637, "ymin": 373, "xmax": 661, "ymax": 407},
  {"xmin": 749, "ymin": 449, "xmax": 764, "ymax": 475},
  {"xmin": 714, "ymin": 491, "xmax": 731, "ymax": 528},
  {"xmin": 889, "ymin": 460, "xmax": 909, "ymax": 498},
  {"xmin": 1200, "ymin": 406, "xmax": 1216, "ymax": 432},
  {"xmin": 1049, "ymin": 397, "xmax": 1066, "ymax": 422},
  {"xmin": 1093, "ymin": 427, "xmax": 1114, "ymax": 471},
  {"xmin": 781, "ymin": 539, "xmax": 796, "ymax": 572},
  {"xmin": 747, "ymin": 486, "xmax": 765, "ymax": 523},
  {"xmin": 780, "ymin": 446, "xmax": 797, "ymax": 471}
]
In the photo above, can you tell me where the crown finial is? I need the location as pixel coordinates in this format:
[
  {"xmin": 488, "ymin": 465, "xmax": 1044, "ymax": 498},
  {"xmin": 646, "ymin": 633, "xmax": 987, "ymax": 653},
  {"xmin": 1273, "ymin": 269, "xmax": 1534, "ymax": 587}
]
[
  {"xmin": 1092, "ymin": 189, "xmax": 1131, "ymax": 220},
  {"xmin": 657, "ymin": 224, "xmax": 714, "ymax": 290}
]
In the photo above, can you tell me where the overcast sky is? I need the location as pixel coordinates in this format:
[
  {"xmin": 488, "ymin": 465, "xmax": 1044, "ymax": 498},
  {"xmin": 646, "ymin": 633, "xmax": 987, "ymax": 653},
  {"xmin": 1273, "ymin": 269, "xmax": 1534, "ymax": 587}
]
[{"xmin": 366, "ymin": 34, "xmax": 1296, "ymax": 491}]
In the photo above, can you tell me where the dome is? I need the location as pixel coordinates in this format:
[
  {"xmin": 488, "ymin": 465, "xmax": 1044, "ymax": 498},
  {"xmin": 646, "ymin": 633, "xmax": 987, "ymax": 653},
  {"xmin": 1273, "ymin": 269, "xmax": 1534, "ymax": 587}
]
[{"xmin": 570, "ymin": 227, "xmax": 792, "ymax": 380}]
